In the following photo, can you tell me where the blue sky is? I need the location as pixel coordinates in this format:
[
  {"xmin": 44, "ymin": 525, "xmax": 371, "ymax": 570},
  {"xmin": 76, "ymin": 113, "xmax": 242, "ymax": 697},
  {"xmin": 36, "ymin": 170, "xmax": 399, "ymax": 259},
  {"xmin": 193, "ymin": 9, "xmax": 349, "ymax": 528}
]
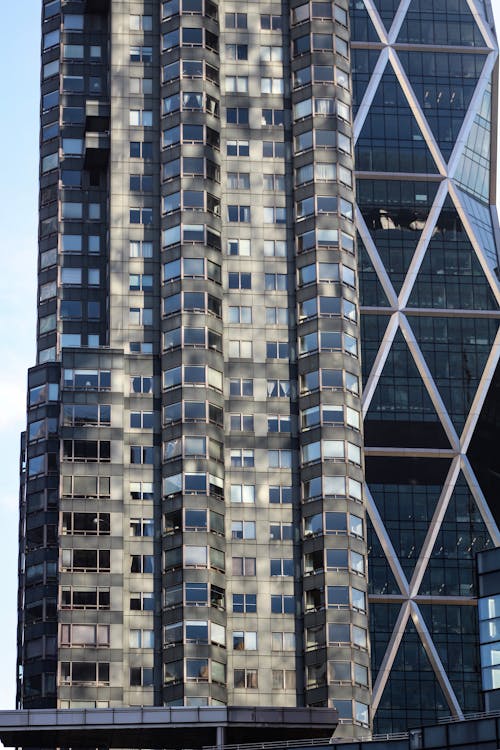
[
  {"xmin": 0, "ymin": 0, "xmax": 39, "ymax": 709},
  {"xmin": 1, "ymin": 0, "xmax": 500, "ymax": 712}
]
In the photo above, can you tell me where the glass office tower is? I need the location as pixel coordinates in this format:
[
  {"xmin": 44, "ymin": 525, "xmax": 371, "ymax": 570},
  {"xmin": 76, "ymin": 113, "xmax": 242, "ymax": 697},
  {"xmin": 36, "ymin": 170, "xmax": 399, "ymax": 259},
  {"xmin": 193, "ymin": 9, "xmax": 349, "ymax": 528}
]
[
  {"xmin": 17, "ymin": 0, "xmax": 370, "ymax": 740},
  {"xmin": 351, "ymin": 0, "xmax": 500, "ymax": 733}
]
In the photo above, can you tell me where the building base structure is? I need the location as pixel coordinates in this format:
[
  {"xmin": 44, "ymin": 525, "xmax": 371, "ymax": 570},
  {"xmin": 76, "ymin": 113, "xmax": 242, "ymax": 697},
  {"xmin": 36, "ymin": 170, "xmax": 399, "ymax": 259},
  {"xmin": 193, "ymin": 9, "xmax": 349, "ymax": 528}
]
[{"xmin": 0, "ymin": 706, "xmax": 337, "ymax": 749}]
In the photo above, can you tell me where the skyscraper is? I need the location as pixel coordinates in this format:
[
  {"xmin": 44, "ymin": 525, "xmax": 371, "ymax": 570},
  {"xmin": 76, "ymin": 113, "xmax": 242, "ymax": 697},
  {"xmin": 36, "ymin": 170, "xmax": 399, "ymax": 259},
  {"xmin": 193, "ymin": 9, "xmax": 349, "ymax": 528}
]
[
  {"xmin": 16, "ymin": 0, "xmax": 499, "ymax": 739},
  {"xmin": 352, "ymin": 0, "xmax": 500, "ymax": 734},
  {"xmin": 19, "ymin": 0, "xmax": 369, "ymax": 739}
]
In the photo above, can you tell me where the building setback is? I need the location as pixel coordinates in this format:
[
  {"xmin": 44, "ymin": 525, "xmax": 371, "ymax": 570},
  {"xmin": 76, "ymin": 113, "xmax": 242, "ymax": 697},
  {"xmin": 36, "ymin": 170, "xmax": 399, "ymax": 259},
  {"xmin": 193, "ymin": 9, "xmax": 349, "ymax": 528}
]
[{"xmin": 15, "ymin": 0, "xmax": 500, "ymax": 739}]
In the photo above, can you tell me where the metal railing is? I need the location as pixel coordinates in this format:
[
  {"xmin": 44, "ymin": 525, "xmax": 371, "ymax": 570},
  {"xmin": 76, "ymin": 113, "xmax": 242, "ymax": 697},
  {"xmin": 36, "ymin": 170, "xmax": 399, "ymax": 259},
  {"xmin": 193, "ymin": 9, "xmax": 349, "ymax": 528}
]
[
  {"xmin": 438, "ymin": 707, "xmax": 500, "ymax": 724},
  {"xmin": 203, "ymin": 737, "xmax": 333, "ymax": 750},
  {"xmin": 204, "ymin": 731, "xmax": 411, "ymax": 750},
  {"xmin": 331, "ymin": 732, "xmax": 409, "ymax": 744}
]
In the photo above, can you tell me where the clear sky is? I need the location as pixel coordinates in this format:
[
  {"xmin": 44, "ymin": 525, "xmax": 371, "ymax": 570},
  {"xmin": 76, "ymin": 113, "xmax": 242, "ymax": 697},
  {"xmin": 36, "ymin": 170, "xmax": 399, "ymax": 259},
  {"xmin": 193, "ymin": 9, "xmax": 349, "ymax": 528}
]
[
  {"xmin": 0, "ymin": 0, "xmax": 40, "ymax": 709},
  {"xmin": 1, "ymin": 0, "xmax": 500, "ymax": 712}
]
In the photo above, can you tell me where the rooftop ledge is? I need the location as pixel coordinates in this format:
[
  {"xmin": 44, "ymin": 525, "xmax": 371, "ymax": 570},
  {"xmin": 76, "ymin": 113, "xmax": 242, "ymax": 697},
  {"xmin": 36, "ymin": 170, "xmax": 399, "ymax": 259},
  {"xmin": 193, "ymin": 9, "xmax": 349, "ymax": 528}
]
[{"xmin": 0, "ymin": 706, "xmax": 338, "ymax": 749}]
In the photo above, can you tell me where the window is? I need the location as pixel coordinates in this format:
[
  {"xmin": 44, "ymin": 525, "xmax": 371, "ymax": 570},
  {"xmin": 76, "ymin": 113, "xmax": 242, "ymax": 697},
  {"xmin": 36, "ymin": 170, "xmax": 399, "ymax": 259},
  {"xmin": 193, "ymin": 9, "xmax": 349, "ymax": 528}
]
[
  {"xmin": 62, "ymin": 512, "xmax": 110, "ymax": 536},
  {"xmin": 261, "ymin": 78, "xmax": 284, "ymax": 94},
  {"xmin": 233, "ymin": 631, "xmax": 257, "ymax": 651},
  {"xmin": 230, "ymin": 484, "xmax": 255, "ymax": 503},
  {"xmin": 130, "ymin": 555, "xmax": 154, "ymax": 573},
  {"xmin": 130, "ymin": 175, "xmax": 153, "ymax": 193},
  {"xmin": 226, "ymin": 107, "xmax": 248, "ymax": 125},
  {"xmin": 62, "ymin": 202, "xmax": 83, "ymax": 219},
  {"xmin": 230, "ymin": 378, "xmax": 253, "ymax": 396},
  {"xmin": 228, "ymin": 306, "xmax": 252, "ymax": 324},
  {"xmin": 130, "ymin": 14, "xmax": 153, "ymax": 30},
  {"xmin": 272, "ymin": 632, "xmax": 296, "ymax": 651},
  {"xmin": 61, "ymin": 588, "xmax": 110, "ymax": 611},
  {"xmin": 266, "ymin": 341, "xmax": 289, "ymax": 359},
  {"xmin": 130, "ymin": 667, "xmax": 154, "ymax": 686},
  {"xmin": 129, "ymin": 274, "xmax": 153, "ymax": 292},
  {"xmin": 60, "ymin": 662, "xmax": 109, "ymax": 686},
  {"xmin": 227, "ymin": 205, "xmax": 251, "ymax": 223},
  {"xmin": 130, "ymin": 592, "xmax": 154, "ymax": 611},
  {"xmin": 264, "ymin": 174, "xmax": 285, "ymax": 191},
  {"xmin": 61, "ymin": 268, "xmax": 82, "ymax": 286},
  {"xmin": 270, "ymin": 523, "xmax": 293, "ymax": 541},
  {"xmin": 62, "ymin": 44, "xmax": 83, "ymax": 60},
  {"xmin": 130, "ymin": 376, "xmax": 153, "ymax": 394},
  {"xmin": 130, "ymin": 482, "xmax": 154, "ymax": 501},
  {"xmin": 43, "ymin": 89, "xmax": 59, "ymax": 111},
  {"xmin": 272, "ymin": 670, "xmax": 296, "ymax": 690},
  {"xmin": 44, "ymin": 1, "xmax": 61, "ymax": 20},
  {"xmin": 129, "ymin": 307, "xmax": 153, "ymax": 325},
  {"xmin": 355, "ymin": 701, "xmax": 369, "ymax": 726},
  {"xmin": 129, "ymin": 109, "xmax": 153, "ymax": 127},
  {"xmin": 62, "ymin": 75, "xmax": 84, "ymax": 92},
  {"xmin": 226, "ymin": 76, "xmax": 248, "ymax": 93},
  {"xmin": 229, "ymin": 272, "xmax": 252, "ymax": 289},
  {"xmin": 263, "ymin": 141, "xmax": 285, "ymax": 158},
  {"xmin": 233, "ymin": 593, "xmax": 256, "ymax": 613},
  {"xmin": 265, "ymin": 273, "xmax": 288, "ymax": 291},
  {"xmin": 43, "ymin": 29, "xmax": 60, "ymax": 49},
  {"xmin": 130, "ymin": 45, "xmax": 153, "ymax": 63},
  {"xmin": 267, "ymin": 379, "xmax": 291, "ymax": 397},
  {"xmin": 264, "ymin": 206, "xmax": 287, "ymax": 224},
  {"xmin": 227, "ymin": 238, "xmax": 251, "ymax": 256},
  {"xmin": 225, "ymin": 12, "xmax": 247, "ymax": 28},
  {"xmin": 267, "ymin": 416, "xmax": 291, "ymax": 434},
  {"xmin": 130, "ymin": 207, "xmax": 153, "ymax": 225},
  {"xmin": 234, "ymin": 669, "xmax": 258, "ymax": 688},
  {"xmin": 63, "ymin": 440, "xmax": 110, "ymax": 462},
  {"xmin": 266, "ymin": 307, "xmax": 288, "ymax": 325},
  {"xmin": 227, "ymin": 140, "xmax": 249, "ymax": 156},
  {"xmin": 61, "ymin": 549, "xmax": 110, "ymax": 573},
  {"xmin": 130, "ymin": 446, "xmax": 154, "ymax": 464},
  {"xmin": 230, "ymin": 414, "xmax": 254, "ymax": 431},
  {"xmin": 230, "ymin": 450, "xmax": 254, "ymax": 468},
  {"xmin": 226, "ymin": 44, "xmax": 248, "ymax": 59},
  {"xmin": 268, "ymin": 450, "xmax": 293, "ymax": 469},
  {"xmin": 261, "ymin": 14, "xmax": 282, "ymax": 29},
  {"xmin": 231, "ymin": 521, "xmax": 256, "ymax": 539},
  {"xmin": 262, "ymin": 108, "xmax": 285, "ymax": 126},
  {"xmin": 261, "ymin": 45, "xmax": 283, "ymax": 61},
  {"xmin": 271, "ymin": 594, "xmax": 295, "ymax": 614},
  {"xmin": 228, "ymin": 340, "xmax": 252, "ymax": 358},
  {"xmin": 227, "ymin": 172, "xmax": 250, "ymax": 189},
  {"xmin": 271, "ymin": 559, "xmax": 294, "ymax": 576},
  {"xmin": 62, "ymin": 475, "xmax": 110, "ymax": 501},
  {"xmin": 232, "ymin": 557, "xmax": 256, "ymax": 576},
  {"xmin": 130, "ymin": 519, "xmax": 154, "ymax": 537}
]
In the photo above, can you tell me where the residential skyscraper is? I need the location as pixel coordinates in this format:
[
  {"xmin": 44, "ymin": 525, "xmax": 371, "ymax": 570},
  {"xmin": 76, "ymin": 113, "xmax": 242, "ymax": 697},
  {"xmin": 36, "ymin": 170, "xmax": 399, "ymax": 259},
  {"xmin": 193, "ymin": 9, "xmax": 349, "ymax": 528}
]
[
  {"xmin": 16, "ymin": 0, "xmax": 500, "ymax": 739},
  {"xmin": 19, "ymin": 0, "xmax": 368, "ymax": 740}
]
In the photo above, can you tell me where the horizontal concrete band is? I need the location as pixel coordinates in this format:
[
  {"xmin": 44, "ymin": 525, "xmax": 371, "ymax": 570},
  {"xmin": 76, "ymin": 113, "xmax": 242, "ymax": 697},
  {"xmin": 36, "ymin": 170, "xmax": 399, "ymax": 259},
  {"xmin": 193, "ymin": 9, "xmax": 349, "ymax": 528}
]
[{"xmin": 0, "ymin": 706, "xmax": 338, "ymax": 749}]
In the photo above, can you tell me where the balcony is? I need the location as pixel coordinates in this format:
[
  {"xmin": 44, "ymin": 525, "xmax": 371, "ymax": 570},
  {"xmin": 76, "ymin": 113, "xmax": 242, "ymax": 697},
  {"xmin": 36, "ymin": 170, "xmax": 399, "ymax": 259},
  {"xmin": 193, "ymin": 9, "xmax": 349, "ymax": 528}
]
[
  {"xmin": 84, "ymin": 132, "xmax": 110, "ymax": 169},
  {"xmin": 84, "ymin": 0, "xmax": 110, "ymax": 13}
]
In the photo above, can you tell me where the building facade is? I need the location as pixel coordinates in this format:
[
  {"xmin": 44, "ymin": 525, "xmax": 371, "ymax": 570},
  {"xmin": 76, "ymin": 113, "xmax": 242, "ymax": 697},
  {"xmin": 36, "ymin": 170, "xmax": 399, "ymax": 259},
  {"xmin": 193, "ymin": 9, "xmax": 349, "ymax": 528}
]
[
  {"xmin": 18, "ymin": 0, "xmax": 369, "ymax": 739},
  {"xmin": 351, "ymin": 0, "xmax": 500, "ymax": 734},
  {"xmin": 16, "ymin": 0, "xmax": 500, "ymax": 738}
]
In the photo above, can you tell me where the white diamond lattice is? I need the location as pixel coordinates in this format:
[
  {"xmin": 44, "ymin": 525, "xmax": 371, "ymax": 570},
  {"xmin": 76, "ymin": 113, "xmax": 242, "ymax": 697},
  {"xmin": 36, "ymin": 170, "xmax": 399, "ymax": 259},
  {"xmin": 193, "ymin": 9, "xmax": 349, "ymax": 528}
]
[{"xmin": 355, "ymin": 0, "xmax": 500, "ymax": 720}]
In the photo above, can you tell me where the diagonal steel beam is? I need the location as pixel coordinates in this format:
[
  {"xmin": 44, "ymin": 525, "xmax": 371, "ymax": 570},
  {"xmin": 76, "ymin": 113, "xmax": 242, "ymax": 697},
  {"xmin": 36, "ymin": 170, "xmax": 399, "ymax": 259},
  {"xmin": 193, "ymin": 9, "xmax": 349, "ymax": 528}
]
[
  {"xmin": 371, "ymin": 601, "xmax": 411, "ymax": 714},
  {"xmin": 408, "ymin": 457, "xmax": 461, "ymax": 598},
  {"xmin": 399, "ymin": 315, "xmax": 460, "ymax": 450},
  {"xmin": 410, "ymin": 601, "xmax": 464, "ymax": 718}
]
